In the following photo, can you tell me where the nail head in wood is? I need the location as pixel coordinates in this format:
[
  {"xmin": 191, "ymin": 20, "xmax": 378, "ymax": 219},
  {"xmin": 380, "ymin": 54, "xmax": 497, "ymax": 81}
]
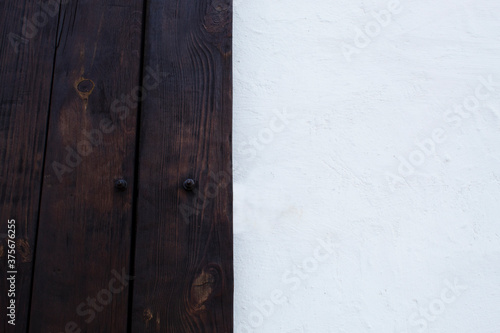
[
  {"xmin": 114, "ymin": 179, "xmax": 128, "ymax": 191},
  {"xmin": 183, "ymin": 179, "xmax": 196, "ymax": 191}
]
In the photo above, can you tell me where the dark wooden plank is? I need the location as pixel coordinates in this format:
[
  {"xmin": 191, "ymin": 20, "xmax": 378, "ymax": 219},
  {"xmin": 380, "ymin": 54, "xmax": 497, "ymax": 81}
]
[
  {"xmin": 0, "ymin": 1, "xmax": 59, "ymax": 331},
  {"xmin": 130, "ymin": 0, "xmax": 233, "ymax": 332},
  {"xmin": 28, "ymin": 1, "xmax": 144, "ymax": 332}
]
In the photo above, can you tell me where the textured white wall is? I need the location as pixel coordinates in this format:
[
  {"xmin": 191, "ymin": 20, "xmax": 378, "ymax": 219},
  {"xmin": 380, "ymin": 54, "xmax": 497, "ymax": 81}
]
[{"xmin": 233, "ymin": 0, "xmax": 500, "ymax": 332}]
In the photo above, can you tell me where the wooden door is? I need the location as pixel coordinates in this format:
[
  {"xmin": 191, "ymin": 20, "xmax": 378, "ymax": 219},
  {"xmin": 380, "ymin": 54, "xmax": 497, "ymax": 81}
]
[{"xmin": 0, "ymin": 1, "xmax": 233, "ymax": 332}]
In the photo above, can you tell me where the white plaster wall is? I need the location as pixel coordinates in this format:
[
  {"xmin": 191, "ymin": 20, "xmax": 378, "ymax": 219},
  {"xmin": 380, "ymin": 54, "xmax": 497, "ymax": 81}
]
[{"xmin": 233, "ymin": 0, "xmax": 500, "ymax": 332}]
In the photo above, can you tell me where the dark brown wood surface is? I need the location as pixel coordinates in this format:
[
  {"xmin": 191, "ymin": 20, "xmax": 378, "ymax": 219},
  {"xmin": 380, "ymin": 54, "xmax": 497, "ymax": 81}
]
[
  {"xmin": 1, "ymin": 0, "xmax": 232, "ymax": 332},
  {"xmin": 28, "ymin": 0, "xmax": 144, "ymax": 332},
  {"xmin": 0, "ymin": 1, "xmax": 59, "ymax": 331},
  {"xmin": 130, "ymin": 0, "xmax": 233, "ymax": 332}
]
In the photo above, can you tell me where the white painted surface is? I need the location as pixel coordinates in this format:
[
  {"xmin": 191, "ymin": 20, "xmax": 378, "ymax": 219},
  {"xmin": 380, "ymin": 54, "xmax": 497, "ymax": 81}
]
[{"xmin": 233, "ymin": 0, "xmax": 500, "ymax": 332}]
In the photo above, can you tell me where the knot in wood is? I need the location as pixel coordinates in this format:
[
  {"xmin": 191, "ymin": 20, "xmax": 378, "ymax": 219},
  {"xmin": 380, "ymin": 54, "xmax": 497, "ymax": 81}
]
[
  {"xmin": 204, "ymin": 0, "xmax": 231, "ymax": 33},
  {"xmin": 77, "ymin": 79, "xmax": 94, "ymax": 93}
]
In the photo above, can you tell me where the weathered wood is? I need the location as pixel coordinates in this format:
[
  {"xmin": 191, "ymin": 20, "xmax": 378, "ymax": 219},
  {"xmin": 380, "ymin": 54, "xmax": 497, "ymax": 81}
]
[
  {"xmin": 1, "ymin": 1, "xmax": 233, "ymax": 331},
  {"xmin": 28, "ymin": 1, "xmax": 144, "ymax": 332},
  {"xmin": 130, "ymin": 0, "xmax": 233, "ymax": 332},
  {"xmin": 0, "ymin": 1, "xmax": 59, "ymax": 331}
]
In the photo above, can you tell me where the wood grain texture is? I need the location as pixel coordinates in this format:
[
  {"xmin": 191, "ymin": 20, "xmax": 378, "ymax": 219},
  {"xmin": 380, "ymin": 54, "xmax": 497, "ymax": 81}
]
[
  {"xmin": 0, "ymin": 1, "xmax": 59, "ymax": 331},
  {"xmin": 28, "ymin": 0, "xmax": 144, "ymax": 332},
  {"xmin": 130, "ymin": 0, "xmax": 233, "ymax": 332}
]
